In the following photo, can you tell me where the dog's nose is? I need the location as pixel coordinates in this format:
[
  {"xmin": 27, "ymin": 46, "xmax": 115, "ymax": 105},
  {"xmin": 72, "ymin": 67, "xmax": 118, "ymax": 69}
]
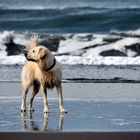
[
  {"xmin": 23, "ymin": 50, "xmax": 28, "ymax": 57},
  {"xmin": 24, "ymin": 52, "xmax": 27, "ymax": 57}
]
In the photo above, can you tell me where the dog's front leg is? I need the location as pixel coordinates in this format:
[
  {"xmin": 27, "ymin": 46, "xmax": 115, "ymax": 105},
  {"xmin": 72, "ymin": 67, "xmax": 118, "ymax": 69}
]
[
  {"xmin": 56, "ymin": 86, "xmax": 67, "ymax": 113},
  {"xmin": 21, "ymin": 88, "xmax": 29, "ymax": 112},
  {"xmin": 41, "ymin": 86, "xmax": 49, "ymax": 113}
]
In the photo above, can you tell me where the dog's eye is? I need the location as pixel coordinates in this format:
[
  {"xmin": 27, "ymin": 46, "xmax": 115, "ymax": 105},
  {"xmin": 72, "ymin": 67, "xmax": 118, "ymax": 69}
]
[{"xmin": 33, "ymin": 50, "xmax": 35, "ymax": 53}]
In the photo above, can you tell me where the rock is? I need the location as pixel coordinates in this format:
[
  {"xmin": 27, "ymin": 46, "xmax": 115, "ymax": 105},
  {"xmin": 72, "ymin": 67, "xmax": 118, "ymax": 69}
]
[
  {"xmin": 38, "ymin": 35, "xmax": 65, "ymax": 52},
  {"xmin": 100, "ymin": 49, "xmax": 127, "ymax": 56},
  {"xmin": 4, "ymin": 36, "xmax": 25, "ymax": 56},
  {"xmin": 125, "ymin": 43, "xmax": 140, "ymax": 56}
]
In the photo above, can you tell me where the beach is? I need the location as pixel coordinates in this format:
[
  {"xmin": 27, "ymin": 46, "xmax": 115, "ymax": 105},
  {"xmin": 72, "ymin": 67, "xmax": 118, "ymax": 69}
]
[
  {"xmin": 0, "ymin": 65, "xmax": 140, "ymax": 140},
  {"xmin": 0, "ymin": 82, "xmax": 140, "ymax": 139},
  {"xmin": 1, "ymin": 0, "xmax": 140, "ymax": 139},
  {"xmin": 0, "ymin": 82, "xmax": 140, "ymax": 132}
]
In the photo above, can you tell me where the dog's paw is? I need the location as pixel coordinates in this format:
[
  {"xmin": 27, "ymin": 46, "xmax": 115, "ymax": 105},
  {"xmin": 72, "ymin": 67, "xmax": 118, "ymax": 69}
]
[
  {"xmin": 29, "ymin": 108, "xmax": 35, "ymax": 113},
  {"xmin": 60, "ymin": 108, "xmax": 68, "ymax": 114},
  {"xmin": 44, "ymin": 111, "xmax": 50, "ymax": 114},
  {"xmin": 21, "ymin": 109, "xmax": 26, "ymax": 112},
  {"xmin": 43, "ymin": 109, "xmax": 49, "ymax": 114}
]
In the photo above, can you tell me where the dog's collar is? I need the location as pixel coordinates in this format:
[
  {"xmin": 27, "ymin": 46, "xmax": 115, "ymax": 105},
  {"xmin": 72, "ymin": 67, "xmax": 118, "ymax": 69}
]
[{"xmin": 45, "ymin": 58, "xmax": 56, "ymax": 71}]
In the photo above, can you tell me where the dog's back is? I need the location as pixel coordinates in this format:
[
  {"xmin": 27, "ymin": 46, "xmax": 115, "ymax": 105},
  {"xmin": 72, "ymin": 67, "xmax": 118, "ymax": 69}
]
[{"xmin": 21, "ymin": 60, "xmax": 62, "ymax": 89}]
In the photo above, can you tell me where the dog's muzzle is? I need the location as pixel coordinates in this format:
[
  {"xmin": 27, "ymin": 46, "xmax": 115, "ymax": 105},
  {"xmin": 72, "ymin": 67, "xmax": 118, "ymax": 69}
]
[
  {"xmin": 23, "ymin": 50, "xmax": 36, "ymax": 62},
  {"xmin": 23, "ymin": 50, "xmax": 28, "ymax": 58}
]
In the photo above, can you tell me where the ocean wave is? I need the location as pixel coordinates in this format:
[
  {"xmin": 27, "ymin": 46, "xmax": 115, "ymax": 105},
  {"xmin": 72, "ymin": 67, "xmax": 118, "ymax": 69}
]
[
  {"xmin": 56, "ymin": 56, "xmax": 140, "ymax": 65},
  {"xmin": 1, "ymin": 55, "xmax": 140, "ymax": 65},
  {"xmin": 1, "ymin": 0, "xmax": 140, "ymax": 10},
  {"xmin": 1, "ymin": 29, "xmax": 140, "ymax": 65},
  {"xmin": 2, "ymin": 6, "xmax": 140, "ymax": 10},
  {"xmin": 111, "ymin": 29, "xmax": 140, "ymax": 37},
  {"xmin": 0, "ymin": 6, "xmax": 140, "ymax": 34}
]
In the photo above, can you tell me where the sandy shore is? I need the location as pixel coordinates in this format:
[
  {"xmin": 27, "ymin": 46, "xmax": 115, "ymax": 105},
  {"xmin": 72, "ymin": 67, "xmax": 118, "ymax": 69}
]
[
  {"xmin": 0, "ymin": 82, "xmax": 140, "ymax": 139},
  {"xmin": 1, "ymin": 82, "xmax": 140, "ymax": 101},
  {"xmin": 0, "ymin": 82, "xmax": 140, "ymax": 131}
]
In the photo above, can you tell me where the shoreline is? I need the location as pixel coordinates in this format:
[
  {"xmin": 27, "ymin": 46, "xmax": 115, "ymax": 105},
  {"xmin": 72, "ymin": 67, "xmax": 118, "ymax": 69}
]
[
  {"xmin": 1, "ymin": 82, "xmax": 140, "ymax": 101},
  {"xmin": 0, "ymin": 82, "xmax": 140, "ymax": 132},
  {"xmin": 0, "ymin": 82, "xmax": 140, "ymax": 139}
]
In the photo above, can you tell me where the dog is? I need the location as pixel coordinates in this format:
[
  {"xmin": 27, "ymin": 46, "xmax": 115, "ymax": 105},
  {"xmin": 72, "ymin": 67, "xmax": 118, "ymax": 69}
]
[{"xmin": 21, "ymin": 35, "xmax": 66, "ymax": 113}]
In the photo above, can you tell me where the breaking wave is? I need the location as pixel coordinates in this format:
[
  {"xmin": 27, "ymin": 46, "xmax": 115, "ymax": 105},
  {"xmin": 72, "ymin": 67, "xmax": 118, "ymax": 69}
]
[{"xmin": 1, "ymin": 29, "xmax": 140, "ymax": 65}]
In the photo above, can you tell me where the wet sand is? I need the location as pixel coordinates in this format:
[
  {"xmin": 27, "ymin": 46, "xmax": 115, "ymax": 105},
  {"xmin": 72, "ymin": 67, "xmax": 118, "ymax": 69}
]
[
  {"xmin": 0, "ymin": 82, "xmax": 140, "ymax": 139},
  {"xmin": 0, "ymin": 82, "xmax": 140, "ymax": 131},
  {"xmin": 1, "ymin": 82, "xmax": 140, "ymax": 101}
]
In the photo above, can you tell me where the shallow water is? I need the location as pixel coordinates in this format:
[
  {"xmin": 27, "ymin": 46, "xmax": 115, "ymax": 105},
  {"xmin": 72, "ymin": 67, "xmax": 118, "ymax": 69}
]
[
  {"xmin": 0, "ymin": 98, "xmax": 140, "ymax": 132},
  {"xmin": 1, "ymin": 65, "xmax": 140, "ymax": 82},
  {"xmin": 0, "ymin": 65, "xmax": 140, "ymax": 132}
]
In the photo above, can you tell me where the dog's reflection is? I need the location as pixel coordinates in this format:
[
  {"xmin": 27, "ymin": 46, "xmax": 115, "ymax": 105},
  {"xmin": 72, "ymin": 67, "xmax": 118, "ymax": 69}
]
[{"xmin": 21, "ymin": 112, "xmax": 64, "ymax": 131}]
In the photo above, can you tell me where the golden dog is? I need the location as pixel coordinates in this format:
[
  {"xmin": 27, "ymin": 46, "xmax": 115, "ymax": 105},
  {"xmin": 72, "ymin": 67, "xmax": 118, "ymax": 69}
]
[{"xmin": 21, "ymin": 36, "xmax": 66, "ymax": 113}]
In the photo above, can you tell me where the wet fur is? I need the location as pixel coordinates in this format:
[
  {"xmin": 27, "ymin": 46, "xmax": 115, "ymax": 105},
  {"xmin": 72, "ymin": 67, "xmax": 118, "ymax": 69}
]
[{"xmin": 21, "ymin": 36, "xmax": 66, "ymax": 113}]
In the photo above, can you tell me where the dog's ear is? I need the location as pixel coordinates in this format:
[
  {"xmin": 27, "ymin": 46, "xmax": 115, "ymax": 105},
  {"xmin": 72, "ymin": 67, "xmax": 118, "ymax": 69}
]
[
  {"xmin": 26, "ymin": 34, "xmax": 39, "ymax": 50},
  {"xmin": 38, "ymin": 48, "xmax": 47, "ymax": 59}
]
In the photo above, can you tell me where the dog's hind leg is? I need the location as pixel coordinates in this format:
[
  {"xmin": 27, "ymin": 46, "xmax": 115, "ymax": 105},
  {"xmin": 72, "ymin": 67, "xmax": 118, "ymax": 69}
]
[
  {"xmin": 21, "ymin": 82, "xmax": 30, "ymax": 112},
  {"xmin": 29, "ymin": 80, "xmax": 40, "ymax": 112}
]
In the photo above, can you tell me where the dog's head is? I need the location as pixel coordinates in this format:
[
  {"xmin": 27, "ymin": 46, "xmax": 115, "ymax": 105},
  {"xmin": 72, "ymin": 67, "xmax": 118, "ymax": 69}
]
[
  {"xmin": 25, "ymin": 46, "xmax": 47, "ymax": 62},
  {"xmin": 24, "ymin": 35, "xmax": 48, "ymax": 62}
]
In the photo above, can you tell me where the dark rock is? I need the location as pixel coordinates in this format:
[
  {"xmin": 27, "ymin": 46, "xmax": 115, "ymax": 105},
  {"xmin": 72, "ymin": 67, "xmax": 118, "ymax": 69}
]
[
  {"xmin": 125, "ymin": 43, "xmax": 140, "ymax": 56},
  {"xmin": 55, "ymin": 53, "xmax": 70, "ymax": 56},
  {"xmin": 100, "ymin": 49, "xmax": 127, "ymax": 56},
  {"xmin": 82, "ymin": 43, "xmax": 107, "ymax": 50},
  {"xmin": 103, "ymin": 37, "xmax": 122, "ymax": 43},
  {"xmin": 4, "ymin": 37, "xmax": 25, "ymax": 56},
  {"xmin": 38, "ymin": 35, "xmax": 65, "ymax": 52}
]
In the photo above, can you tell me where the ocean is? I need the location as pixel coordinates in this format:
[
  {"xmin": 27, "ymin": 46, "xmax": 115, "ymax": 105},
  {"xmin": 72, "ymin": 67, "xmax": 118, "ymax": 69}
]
[
  {"xmin": 1, "ymin": 0, "xmax": 140, "ymax": 65},
  {"xmin": 1, "ymin": 0, "xmax": 140, "ymax": 33}
]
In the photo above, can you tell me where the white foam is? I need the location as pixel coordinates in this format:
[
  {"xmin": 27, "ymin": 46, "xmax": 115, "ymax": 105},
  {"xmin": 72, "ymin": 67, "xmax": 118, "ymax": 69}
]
[
  {"xmin": 0, "ymin": 55, "xmax": 26, "ymax": 65},
  {"xmin": 83, "ymin": 37, "xmax": 140, "ymax": 57},
  {"xmin": 0, "ymin": 30, "xmax": 29, "ymax": 45},
  {"xmin": 1, "ymin": 31, "xmax": 140, "ymax": 65},
  {"xmin": 2, "ymin": 0, "xmax": 140, "ymax": 10},
  {"xmin": 0, "ymin": 31, "xmax": 28, "ymax": 65},
  {"xmin": 1, "ymin": 54, "xmax": 140, "ymax": 65},
  {"xmin": 56, "ymin": 56, "xmax": 140, "ymax": 65},
  {"xmin": 58, "ymin": 33, "xmax": 140, "ymax": 58},
  {"xmin": 111, "ymin": 119, "xmax": 129, "ymax": 126},
  {"xmin": 58, "ymin": 34, "xmax": 104, "ymax": 54},
  {"xmin": 0, "ymin": 31, "xmax": 12, "ymax": 57},
  {"xmin": 112, "ymin": 28, "xmax": 140, "ymax": 36}
]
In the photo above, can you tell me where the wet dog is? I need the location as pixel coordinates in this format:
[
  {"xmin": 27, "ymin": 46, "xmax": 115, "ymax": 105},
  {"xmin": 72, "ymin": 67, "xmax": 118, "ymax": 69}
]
[{"xmin": 21, "ymin": 35, "xmax": 66, "ymax": 113}]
